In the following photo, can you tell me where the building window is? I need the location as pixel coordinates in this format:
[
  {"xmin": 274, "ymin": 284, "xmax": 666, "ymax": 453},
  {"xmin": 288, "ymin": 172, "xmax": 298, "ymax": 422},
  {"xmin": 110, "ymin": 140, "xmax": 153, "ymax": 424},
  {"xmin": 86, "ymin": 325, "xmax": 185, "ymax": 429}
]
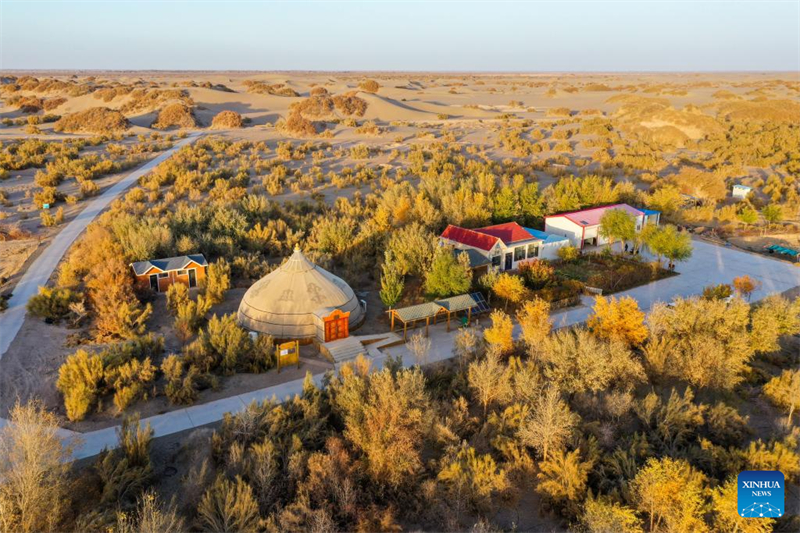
[
  {"xmin": 527, "ymin": 244, "xmax": 539, "ymax": 258},
  {"xmin": 514, "ymin": 246, "xmax": 525, "ymax": 261},
  {"xmin": 177, "ymin": 270, "xmax": 187, "ymax": 276},
  {"xmin": 491, "ymin": 255, "xmax": 501, "ymax": 267},
  {"xmin": 158, "ymin": 272, "xmax": 168, "ymax": 278}
]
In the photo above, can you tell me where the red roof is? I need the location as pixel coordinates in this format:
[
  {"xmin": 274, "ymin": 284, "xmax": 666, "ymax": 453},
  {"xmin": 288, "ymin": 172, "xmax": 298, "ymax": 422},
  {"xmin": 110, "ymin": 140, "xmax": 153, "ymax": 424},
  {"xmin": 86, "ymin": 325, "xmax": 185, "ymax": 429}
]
[
  {"xmin": 544, "ymin": 203, "xmax": 644, "ymax": 227},
  {"xmin": 473, "ymin": 222, "xmax": 536, "ymax": 245},
  {"xmin": 441, "ymin": 225, "xmax": 499, "ymax": 252}
]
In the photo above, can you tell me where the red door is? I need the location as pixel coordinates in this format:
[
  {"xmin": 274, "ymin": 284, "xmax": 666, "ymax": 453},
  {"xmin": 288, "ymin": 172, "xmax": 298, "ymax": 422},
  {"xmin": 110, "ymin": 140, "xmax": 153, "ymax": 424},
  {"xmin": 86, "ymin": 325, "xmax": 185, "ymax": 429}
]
[{"xmin": 324, "ymin": 310, "xmax": 350, "ymax": 342}]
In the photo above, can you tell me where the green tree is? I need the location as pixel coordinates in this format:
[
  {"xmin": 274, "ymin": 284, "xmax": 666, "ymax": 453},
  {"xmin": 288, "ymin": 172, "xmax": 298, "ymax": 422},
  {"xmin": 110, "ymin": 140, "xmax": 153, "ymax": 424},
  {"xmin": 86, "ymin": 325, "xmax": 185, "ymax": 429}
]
[
  {"xmin": 737, "ymin": 205, "xmax": 758, "ymax": 228},
  {"xmin": 646, "ymin": 184, "xmax": 682, "ymax": 216},
  {"xmin": 599, "ymin": 208, "xmax": 636, "ymax": 251},
  {"xmin": 645, "ymin": 224, "xmax": 692, "ymax": 269},
  {"xmin": 519, "ymin": 182, "xmax": 544, "ymax": 225},
  {"xmin": 424, "ymin": 247, "xmax": 471, "ymax": 299},
  {"xmin": 492, "ymin": 185, "xmax": 519, "ymax": 223},
  {"xmin": 761, "ymin": 204, "xmax": 783, "ymax": 230},
  {"xmin": 379, "ymin": 252, "xmax": 404, "ymax": 308}
]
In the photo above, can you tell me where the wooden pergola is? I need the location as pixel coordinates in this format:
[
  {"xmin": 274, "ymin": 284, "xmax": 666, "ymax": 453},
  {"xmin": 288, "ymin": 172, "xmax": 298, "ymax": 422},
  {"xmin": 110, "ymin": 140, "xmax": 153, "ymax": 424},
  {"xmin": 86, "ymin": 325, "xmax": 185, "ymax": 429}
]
[{"xmin": 387, "ymin": 292, "xmax": 490, "ymax": 340}]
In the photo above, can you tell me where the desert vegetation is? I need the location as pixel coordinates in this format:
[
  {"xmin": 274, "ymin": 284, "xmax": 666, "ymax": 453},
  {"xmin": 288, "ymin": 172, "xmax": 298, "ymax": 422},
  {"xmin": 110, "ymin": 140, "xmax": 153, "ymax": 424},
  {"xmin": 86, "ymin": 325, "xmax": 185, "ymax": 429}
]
[
  {"xmin": 54, "ymin": 107, "xmax": 130, "ymax": 134},
  {"xmin": 2, "ymin": 71, "xmax": 800, "ymax": 532},
  {"xmin": 3, "ymin": 289, "xmax": 800, "ymax": 531}
]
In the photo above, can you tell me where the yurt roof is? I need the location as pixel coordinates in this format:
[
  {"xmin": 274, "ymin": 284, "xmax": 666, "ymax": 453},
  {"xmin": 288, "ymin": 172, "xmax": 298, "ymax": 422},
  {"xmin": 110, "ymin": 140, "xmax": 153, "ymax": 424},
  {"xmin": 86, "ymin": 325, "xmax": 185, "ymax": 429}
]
[{"xmin": 237, "ymin": 246, "xmax": 363, "ymax": 338}]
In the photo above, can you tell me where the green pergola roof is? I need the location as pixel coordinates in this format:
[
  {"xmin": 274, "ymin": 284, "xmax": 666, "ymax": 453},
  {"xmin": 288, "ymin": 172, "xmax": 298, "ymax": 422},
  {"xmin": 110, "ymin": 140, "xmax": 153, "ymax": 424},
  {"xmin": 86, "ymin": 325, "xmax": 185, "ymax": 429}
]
[
  {"xmin": 392, "ymin": 302, "xmax": 443, "ymax": 323},
  {"xmin": 390, "ymin": 293, "xmax": 488, "ymax": 324}
]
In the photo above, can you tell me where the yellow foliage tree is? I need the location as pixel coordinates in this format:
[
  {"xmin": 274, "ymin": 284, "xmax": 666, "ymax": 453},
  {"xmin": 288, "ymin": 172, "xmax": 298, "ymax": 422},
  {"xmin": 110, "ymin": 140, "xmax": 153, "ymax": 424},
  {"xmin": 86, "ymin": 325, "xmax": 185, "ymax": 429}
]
[
  {"xmin": 483, "ymin": 310, "xmax": 514, "ymax": 354},
  {"xmin": 516, "ymin": 298, "xmax": 551, "ymax": 353},
  {"xmin": 587, "ymin": 295, "xmax": 648, "ymax": 347},
  {"xmin": 491, "ymin": 273, "xmax": 527, "ymax": 310}
]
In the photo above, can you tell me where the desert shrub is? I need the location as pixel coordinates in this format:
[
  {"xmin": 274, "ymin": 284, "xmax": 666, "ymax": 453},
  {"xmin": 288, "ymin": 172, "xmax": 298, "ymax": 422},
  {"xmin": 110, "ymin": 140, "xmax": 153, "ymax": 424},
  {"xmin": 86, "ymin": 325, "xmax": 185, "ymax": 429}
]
[
  {"xmin": 547, "ymin": 107, "xmax": 573, "ymax": 117},
  {"xmin": 702, "ymin": 283, "xmax": 732, "ymax": 300},
  {"xmin": 210, "ymin": 110, "xmax": 244, "ymax": 129},
  {"xmin": 332, "ymin": 92, "xmax": 368, "ymax": 116},
  {"xmin": 291, "ymin": 95, "xmax": 335, "ymax": 117},
  {"xmin": 204, "ymin": 259, "xmax": 231, "ymax": 305},
  {"xmin": 54, "ymin": 107, "xmax": 130, "ymax": 134},
  {"xmin": 359, "ymin": 79, "xmax": 380, "ymax": 93},
  {"xmin": 96, "ymin": 415, "xmax": 154, "ymax": 505},
  {"xmin": 32, "ymin": 186, "xmax": 60, "ymax": 207},
  {"xmin": 26, "ymin": 286, "xmax": 79, "ymax": 321},
  {"xmin": 174, "ymin": 296, "xmax": 211, "ymax": 343},
  {"xmin": 57, "ymin": 349, "xmax": 105, "ymax": 421},
  {"xmin": 43, "ymin": 97, "xmax": 66, "ymax": 111},
  {"xmin": 185, "ymin": 314, "xmax": 252, "ymax": 374},
  {"xmin": 242, "ymin": 80, "xmax": 298, "ymax": 97},
  {"xmin": 197, "ymin": 475, "xmax": 262, "ymax": 532},
  {"xmin": 151, "ymin": 103, "xmax": 197, "ymax": 129},
  {"xmin": 105, "ymin": 358, "xmax": 157, "ymax": 412},
  {"xmin": 161, "ymin": 354, "xmax": 200, "ymax": 405},
  {"xmin": 166, "ymin": 282, "xmax": 190, "ymax": 314},
  {"xmin": 310, "ymin": 86, "xmax": 329, "ymax": 96},
  {"xmin": 281, "ymin": 112, "xmax": 317, "ymax": 136},
  {"xmin": 556, "ymin": 245, "xmax": 579, "ymax": 263}
]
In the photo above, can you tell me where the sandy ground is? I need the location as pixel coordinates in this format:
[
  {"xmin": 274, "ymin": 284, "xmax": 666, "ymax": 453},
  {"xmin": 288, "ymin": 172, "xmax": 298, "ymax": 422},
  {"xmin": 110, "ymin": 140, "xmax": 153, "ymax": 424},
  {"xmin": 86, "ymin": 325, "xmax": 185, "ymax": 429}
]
[{"xmin": 2, "ymin": 71, "xmax": 799, "ymax": 430}]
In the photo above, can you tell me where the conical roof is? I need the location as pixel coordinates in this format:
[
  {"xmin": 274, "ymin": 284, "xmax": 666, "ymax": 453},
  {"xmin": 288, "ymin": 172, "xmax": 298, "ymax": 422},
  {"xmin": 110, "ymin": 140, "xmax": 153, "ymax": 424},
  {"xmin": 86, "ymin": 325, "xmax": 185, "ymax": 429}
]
[{"xmin": 237, "ymin": 246, "xmax": 364, "ymax": 339}]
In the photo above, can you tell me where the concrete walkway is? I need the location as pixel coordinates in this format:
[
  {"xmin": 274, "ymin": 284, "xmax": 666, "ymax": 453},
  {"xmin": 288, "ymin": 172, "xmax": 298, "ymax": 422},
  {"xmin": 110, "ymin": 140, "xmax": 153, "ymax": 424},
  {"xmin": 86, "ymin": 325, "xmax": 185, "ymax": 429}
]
[
  {"xmin": 5, "ymin": 218, "xmax": 800, "ymax": 461},
  {"xmin": 60, "ymin": 239, "xmax": 800, "ymax": 461},
  {"xmin": 0, "ymin": 133, "xmax": 201, "ymax": 360}
]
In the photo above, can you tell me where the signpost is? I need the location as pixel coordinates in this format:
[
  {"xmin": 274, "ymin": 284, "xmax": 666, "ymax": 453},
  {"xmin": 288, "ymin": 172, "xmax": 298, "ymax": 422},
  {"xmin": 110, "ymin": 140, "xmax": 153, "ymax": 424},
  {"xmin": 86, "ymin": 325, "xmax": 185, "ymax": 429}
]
[{"xmin": 276, "ymin": 340, "xmax": 300, "ymax": 373}]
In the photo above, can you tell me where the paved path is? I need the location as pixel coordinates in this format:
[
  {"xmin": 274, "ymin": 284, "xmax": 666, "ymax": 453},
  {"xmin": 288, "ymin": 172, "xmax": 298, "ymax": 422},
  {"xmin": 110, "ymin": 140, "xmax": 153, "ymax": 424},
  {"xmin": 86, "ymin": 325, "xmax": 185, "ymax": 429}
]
[
  {"xmin": 5, "ymin": 217, "xmax": 800, "ymax": 461},
  {"xmin": 551, "ymin": 239, "xmax": 800, "ymax": 328},
  {"xmin": 0, "ymin": 134, "xmax": 201, "ymax": 360}
]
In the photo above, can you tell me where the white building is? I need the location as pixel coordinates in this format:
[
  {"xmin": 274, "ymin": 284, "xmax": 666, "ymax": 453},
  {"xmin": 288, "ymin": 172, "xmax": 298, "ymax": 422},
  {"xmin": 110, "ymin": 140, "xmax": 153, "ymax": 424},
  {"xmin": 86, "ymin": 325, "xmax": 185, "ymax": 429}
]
[
  {"xmin": 732, "ymin": 184, "xmax": 753, "ymax": 200},
  {"xmin": 440, "ymin": 222, "xmax": 569, "ymax": 271},
  {"xmin": 544, "ymin": 204, "xmax": 660, "ymax": 249}
]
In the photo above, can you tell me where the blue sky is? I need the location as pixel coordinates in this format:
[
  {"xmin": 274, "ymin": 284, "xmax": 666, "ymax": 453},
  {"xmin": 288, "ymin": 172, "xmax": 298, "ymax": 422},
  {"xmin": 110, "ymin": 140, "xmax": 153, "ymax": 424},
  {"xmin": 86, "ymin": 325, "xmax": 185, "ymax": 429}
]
[{"xmin": 1, "ymin": 1, "xmax": 797, "ymax": 71}]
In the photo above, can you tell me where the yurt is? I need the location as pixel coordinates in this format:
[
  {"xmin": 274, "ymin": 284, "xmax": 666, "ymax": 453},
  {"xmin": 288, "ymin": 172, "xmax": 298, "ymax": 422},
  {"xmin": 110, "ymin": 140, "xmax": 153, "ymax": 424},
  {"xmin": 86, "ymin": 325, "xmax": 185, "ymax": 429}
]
[{"xmin": 237, "ymin": 246, "xmax": 364, "ymax": 343}]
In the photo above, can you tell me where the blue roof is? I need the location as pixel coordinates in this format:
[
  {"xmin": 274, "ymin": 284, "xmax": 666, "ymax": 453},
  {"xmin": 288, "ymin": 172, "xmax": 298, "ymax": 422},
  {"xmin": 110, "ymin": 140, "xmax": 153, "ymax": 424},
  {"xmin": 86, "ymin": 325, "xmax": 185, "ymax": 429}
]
[
  {"xmin": 524, "ymin": 227, "xmax": 569, "ymax": 244},
  {"xmin": 639, "ymin": 208, "xmax": 660, "ymax": 216}
]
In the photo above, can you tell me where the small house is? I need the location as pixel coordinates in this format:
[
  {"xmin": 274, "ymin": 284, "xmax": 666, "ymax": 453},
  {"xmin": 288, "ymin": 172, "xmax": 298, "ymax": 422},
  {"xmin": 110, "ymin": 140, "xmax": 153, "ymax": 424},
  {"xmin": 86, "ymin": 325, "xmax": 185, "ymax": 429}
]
[
  {"xmin": 131, "ymin": 254, "xmax": 208, "ymax": 293},
  {"xmin": 732, "ymin": 184, "xmax": 752, "ymax": 200},
  {"xmin": 544, "ymin": 204, "xmax": 660, "ymax": 249},
  {"xmin": 440, "ymin": 222, "xmax": 569, "ymax": 271}
]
